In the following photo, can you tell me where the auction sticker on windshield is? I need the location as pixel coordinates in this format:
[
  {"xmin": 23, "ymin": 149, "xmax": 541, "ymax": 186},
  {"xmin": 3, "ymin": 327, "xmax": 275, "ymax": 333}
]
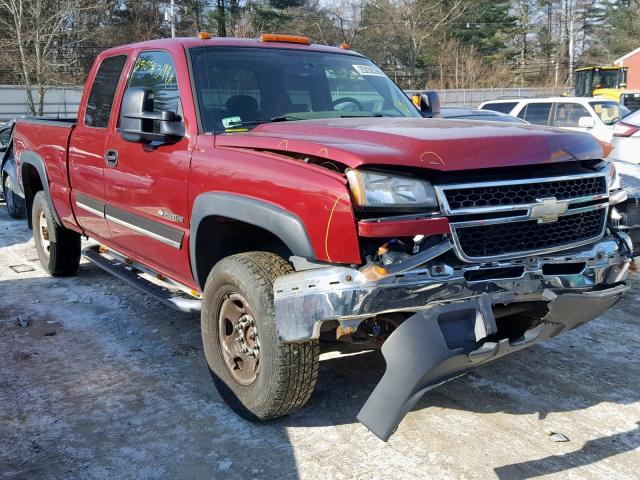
[{"xmin": 353, "ymin": 65, "xmax": 385, "ymax": 77}]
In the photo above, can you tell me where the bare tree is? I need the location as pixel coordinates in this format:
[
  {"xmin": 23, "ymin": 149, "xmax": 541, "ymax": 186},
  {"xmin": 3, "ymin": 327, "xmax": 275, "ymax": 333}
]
[
  {"xmin": 364, "ymin": 0, "xmax": 465, "ymax": 88},
  {"xmin": 0, "ymin": 0, "xmax": 98, "ymax": 115}
]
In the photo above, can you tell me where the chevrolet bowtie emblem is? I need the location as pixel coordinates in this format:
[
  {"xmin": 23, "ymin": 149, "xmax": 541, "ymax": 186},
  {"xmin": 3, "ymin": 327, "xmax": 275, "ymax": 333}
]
[{"xmin": 530, "ymin": 197, "xmax": 569, "ymax": 223}]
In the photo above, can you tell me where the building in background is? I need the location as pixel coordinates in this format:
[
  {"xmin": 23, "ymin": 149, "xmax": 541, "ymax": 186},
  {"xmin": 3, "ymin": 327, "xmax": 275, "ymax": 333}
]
[{"xmin": 615, "ymin": 47, "xmax": 640, "ymax": 90}]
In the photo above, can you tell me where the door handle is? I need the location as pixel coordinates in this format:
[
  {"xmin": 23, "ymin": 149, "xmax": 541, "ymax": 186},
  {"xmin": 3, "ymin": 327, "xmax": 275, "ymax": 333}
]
[{"xmin": 104, "ymin": 149, "xmax": 119, "ymax": 167}]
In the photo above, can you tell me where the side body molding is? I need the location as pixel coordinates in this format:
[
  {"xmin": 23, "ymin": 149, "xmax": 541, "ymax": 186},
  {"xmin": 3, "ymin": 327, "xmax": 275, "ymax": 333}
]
[
  {"xmin": 190, "ymin": 192, "xmax": 316, "ymax": 288},
  {"xmin": 20, "ymin": 150, "xmax": 62, "ymax": 226}
]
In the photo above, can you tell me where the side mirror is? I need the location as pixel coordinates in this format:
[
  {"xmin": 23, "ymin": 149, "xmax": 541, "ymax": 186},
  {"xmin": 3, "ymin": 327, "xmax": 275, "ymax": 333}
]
[
  {"xmin": 411, "ymin": 91, "xmax": 441, "ymax": 118},
  {"xmin": 119, "ymin": 87, "xmax": 184, "ymax": 143},
  {"xmin": 578, "ymin": 116, "xmax": 595, "ymax": 128}
]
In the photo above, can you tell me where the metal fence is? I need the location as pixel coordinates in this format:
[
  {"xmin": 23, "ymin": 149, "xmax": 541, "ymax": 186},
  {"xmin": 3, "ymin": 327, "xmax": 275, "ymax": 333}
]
[
  {"xmin": 405, "ymin": 87, "xmax": 569, "ymax": 107},
  {"xmin": 0, "ymin": 85, "xmax": 83, "ymax": 122},
  {"xmin": 0, "ymin": 85, "xmax": 569, "ymax": 122}
]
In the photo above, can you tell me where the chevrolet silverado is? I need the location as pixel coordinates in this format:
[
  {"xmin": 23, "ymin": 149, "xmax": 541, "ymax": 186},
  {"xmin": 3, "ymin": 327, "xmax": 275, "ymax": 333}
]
[{"xmin": 13, "ymin": 34, "xmax": 632, "ymax": 440}]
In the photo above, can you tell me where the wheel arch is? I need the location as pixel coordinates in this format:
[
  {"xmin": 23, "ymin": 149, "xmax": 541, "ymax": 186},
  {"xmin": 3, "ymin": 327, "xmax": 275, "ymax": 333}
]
[
  {"xmin": 190, "ymin": 192, "xmax": 315, "ymax": 289},
  {"xmin": 20, "ymin": 151, "xmax": 60, "ymax": 229}
]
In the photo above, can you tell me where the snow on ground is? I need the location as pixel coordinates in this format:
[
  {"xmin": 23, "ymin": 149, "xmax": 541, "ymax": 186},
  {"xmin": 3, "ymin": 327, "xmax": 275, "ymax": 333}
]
[
  {"xmin": 1, "ymin": 203, "xmax": 640, "ymax": 479},
  {"xmin": 615, "ymin": 160, "xmax": 640, "ymax": 197}
]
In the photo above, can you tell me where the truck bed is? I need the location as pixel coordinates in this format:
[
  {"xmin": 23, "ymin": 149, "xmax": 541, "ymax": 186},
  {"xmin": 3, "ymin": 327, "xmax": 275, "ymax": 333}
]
[{"xmin": 13, "ymin": 117, "xmax": 78, "ymax": 230}]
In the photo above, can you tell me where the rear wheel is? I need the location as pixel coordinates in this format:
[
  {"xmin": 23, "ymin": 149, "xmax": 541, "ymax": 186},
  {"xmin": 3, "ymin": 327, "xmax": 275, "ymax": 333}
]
[
  {"xmin": 201, "ymin": 252, "xmax": 319, "ymax": 420},
  {"xmin": 32, "ymin": 191, "xmax": 81, "ymax": 276},
  {"xmin": 3, "ymin": 173, "xmax": 25, "ymax": 218}
]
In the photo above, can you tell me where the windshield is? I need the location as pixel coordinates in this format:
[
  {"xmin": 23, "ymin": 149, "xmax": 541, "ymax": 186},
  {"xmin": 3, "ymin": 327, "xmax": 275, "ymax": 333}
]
[
  {"xmin": 189, "ymin": 47, "xmax": 421, "ymax": 133},
  {"xmin": 592, "ymin": 70, "xmax": 623, "ymax": 90},
  {"xmin": 590, "ymin": 101, "xmax": 631, "ymax": 125}
]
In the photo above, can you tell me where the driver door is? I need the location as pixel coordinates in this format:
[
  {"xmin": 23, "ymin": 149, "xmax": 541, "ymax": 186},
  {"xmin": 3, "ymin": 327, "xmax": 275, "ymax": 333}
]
[{"xmin": 103, "ymin": 49, "xmax": 193, "ymax": 285}]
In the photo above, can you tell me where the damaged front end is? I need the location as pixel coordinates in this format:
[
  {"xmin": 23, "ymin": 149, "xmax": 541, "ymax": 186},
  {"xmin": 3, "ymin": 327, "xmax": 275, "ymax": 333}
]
[
  {"xmin": 274, "ymin": 166, "xmax": 633, "ymax": 440},
  {"xmin": 275, "ymin": 235, "xmax": 630, "ymax": 440}
]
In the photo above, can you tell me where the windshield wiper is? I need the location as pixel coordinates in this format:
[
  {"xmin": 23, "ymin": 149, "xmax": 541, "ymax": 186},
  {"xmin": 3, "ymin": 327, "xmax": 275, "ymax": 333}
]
[
  {"xmin": 271, "ymin": 113, "xmax": 391, "ymax": 122},
  {"xmin": 339, "ymin": 113, "xmax": 389, "ymax": 118},
  {"xmin": 271, "ymin": 115, "xmax": 306, "ymax": 122}
]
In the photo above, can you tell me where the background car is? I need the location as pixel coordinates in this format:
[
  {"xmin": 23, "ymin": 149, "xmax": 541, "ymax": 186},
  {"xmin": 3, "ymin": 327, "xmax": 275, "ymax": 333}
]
[
  {"xmin": 0, "ymin": 119, "xmax": 26, "ymax": 218},
  {"xmin": 479, "ymin": 97, "xmax": 630, "ymax": 142},
  {"xmin": 440, "ymin": 106, "xmax": 529, "ymax": 123},
  {"xmin": 610, "ymin": 109, "xmax": 640, "ymax": 163}
]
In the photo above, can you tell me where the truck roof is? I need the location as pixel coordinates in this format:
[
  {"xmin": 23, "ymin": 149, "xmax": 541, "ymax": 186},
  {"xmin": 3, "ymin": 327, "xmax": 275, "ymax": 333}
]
[{"xmin": 101, "ymin": 36, "xmax": 365, "ymax": 57}]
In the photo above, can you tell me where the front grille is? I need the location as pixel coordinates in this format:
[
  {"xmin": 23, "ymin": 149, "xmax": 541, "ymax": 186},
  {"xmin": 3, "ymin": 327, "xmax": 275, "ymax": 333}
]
[
  {"xmin": 455, "ymin": 209, "xmax": 606, "ymax": 259},
  {"xmin": 444, "ymin": 176, "xmax": 607, "ymax": 211}
]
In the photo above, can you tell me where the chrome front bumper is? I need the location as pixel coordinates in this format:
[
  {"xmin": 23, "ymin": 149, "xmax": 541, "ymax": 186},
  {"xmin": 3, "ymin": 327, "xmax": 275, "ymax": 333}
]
[{"xmin": 274, "ymin": 235, "xmax": 632, "ymax": 343}]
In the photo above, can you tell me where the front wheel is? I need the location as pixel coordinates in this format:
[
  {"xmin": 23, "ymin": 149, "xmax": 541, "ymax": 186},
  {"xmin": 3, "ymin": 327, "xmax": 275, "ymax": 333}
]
[
  {"xmin": 201, "ymin": 252, "xmax": 319, "ymax": 420},
  {"xmin": 32, "ymin": 191, "xmax": 81, "ymax": 276}
]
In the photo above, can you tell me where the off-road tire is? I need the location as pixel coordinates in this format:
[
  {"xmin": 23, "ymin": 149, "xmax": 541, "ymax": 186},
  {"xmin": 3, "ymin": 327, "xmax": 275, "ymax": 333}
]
[
  {"xmin": 32, "ymin": 191, "xmax": 81, "ymax": 276},
  {"xmin": 201, "ymin": 251, "xmax": 319, "ymax": 420},
  {"xmin": 3, "ymin": 173, "xmax": 25, "ymax": 218}
]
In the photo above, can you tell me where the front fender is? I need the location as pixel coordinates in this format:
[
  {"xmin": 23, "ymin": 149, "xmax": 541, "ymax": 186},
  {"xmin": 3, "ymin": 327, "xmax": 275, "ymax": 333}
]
[{"xmin": 190, "ymin": 192, "xmax": 315, "ymax": 288}]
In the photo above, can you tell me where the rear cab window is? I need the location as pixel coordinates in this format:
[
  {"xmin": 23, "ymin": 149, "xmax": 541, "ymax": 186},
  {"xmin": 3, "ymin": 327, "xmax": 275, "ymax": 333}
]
[
  {"xmin": 480, "ymin": 102, "xmax": 517, "ymax": 114},
  {"xmin": 84, "ymin": 55, "xmax": 128, "ymax": 128},
  {"xmin": 517, "ymin": 103, "xmax": 553, "ymax": 125}
]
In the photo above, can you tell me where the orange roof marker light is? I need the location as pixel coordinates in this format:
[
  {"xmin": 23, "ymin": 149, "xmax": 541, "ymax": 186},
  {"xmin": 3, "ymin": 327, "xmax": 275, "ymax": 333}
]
[
  {"xmin": 197, "ymin": 31, "xmax": 212, "ymax": 40},
  {"xmin": 259, "ymin": 33, "xmax": 311, "ymax": 45},
  {"xmin": 339, "ymin": 43, "xmax": 350, "ymax": 49}
]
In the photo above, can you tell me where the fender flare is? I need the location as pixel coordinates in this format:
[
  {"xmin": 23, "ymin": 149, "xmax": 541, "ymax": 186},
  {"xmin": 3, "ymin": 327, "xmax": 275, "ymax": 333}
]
[
  {"xmin": 190, "ymin": 192, "xmax": 315, "ymax": 288},
  {"xmin": 20, "ymin": 150, "xmax": 62, "ymax": 226}
]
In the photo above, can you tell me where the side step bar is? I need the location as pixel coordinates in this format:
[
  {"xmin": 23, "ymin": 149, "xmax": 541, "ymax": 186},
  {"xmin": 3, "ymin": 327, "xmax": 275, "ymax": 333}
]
[{"xmin": 82, "ymin": 245, "xmax": 202, "ymax": 313}]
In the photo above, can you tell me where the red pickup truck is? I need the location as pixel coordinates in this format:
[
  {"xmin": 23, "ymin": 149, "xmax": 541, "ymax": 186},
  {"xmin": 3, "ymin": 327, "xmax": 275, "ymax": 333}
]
[{"xmin": 13, "ymin": 34, "xmax": 632, "ymax": 440}]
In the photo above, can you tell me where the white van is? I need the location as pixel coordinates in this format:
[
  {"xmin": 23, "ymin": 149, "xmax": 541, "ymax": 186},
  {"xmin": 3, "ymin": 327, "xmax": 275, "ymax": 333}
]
[{"xmin": 478, "ymin": 97, "xmax": 630, "ymax": 143}]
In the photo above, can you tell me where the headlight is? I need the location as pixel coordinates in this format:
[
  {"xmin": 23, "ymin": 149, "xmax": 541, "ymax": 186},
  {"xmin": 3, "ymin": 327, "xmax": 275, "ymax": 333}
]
[{"xmin": 346, "ymin": 169, "xmax": 438, "ymax": 209}]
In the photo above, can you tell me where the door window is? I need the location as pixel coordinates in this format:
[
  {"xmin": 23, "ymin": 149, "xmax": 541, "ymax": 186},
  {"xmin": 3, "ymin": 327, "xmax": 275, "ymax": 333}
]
[
  {"xmin": 127, "ymin": 51, "xmax": 180, "ymax": 115},
  {"xmin": 552, "ymin": 103, "xmax": 591, "ymax": 127},
  {"xmin": 84, "ymin": 55, "xmax": 127, "ymax": 128},
  {"xmin": 517, "ymin": 103, "xmax": 552, "ymax": 125}
]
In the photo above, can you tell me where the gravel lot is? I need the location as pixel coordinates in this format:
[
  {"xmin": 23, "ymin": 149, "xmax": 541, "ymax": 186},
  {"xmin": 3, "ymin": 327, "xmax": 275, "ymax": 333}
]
[{"xmin": 1, "ymin": 203, "xmax": 640, "ymax": 480}]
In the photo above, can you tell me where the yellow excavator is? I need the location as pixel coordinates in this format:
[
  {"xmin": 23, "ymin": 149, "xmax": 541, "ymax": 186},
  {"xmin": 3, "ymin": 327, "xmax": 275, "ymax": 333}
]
[{"xmin": 575, "ymin": 65, "xmax": 640, "ymax": 111}]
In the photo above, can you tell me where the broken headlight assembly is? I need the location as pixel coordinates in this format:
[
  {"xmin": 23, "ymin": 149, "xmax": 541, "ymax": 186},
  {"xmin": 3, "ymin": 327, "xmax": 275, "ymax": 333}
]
[
  {"xmin": 606, "ymin": 160, "xmax": 628, "ymax": 206},
  {"xmin": 608, "ymin": 160, "xmax": 621, "ymax": 191},
  {"xmin": 346, "ymin": 169, "xmax": 438, "ymax": 211}
]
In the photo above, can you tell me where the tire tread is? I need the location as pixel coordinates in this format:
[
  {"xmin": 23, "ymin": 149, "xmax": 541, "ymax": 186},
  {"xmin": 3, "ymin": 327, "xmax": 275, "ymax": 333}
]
[{"xmin": 207, "ymin": 251, "xmax": 319, "ymax": 419}]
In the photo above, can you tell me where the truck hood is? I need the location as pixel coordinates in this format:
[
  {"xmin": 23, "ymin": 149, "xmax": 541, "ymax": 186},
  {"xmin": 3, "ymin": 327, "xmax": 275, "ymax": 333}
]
[{"xmin": 215, "ymin": 117, "xmax": 605, "ymax": 171}]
